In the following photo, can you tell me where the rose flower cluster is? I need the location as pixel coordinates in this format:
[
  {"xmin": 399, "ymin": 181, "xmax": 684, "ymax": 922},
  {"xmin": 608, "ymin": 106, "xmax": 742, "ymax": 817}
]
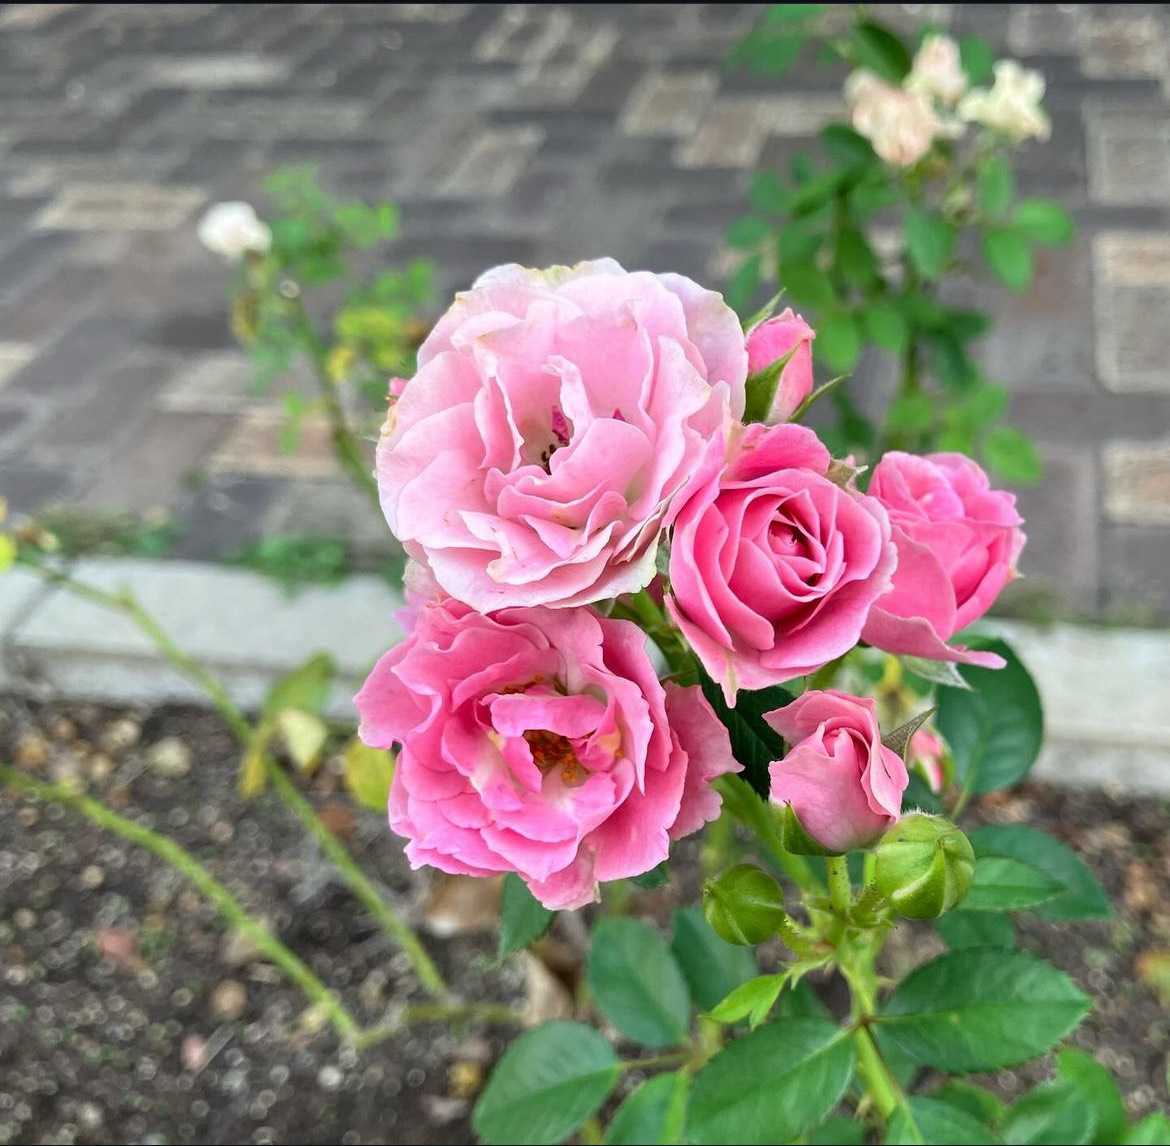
[{"xmin": 356, "ymin": 260, "xmax": 1024, "ymax": 909}]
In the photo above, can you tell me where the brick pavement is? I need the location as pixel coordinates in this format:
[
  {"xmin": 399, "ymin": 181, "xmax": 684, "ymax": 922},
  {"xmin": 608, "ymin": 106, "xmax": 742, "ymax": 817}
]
[{"xmin": 0, "ymin": 3, "xmax": 1167, "ymax": 619}]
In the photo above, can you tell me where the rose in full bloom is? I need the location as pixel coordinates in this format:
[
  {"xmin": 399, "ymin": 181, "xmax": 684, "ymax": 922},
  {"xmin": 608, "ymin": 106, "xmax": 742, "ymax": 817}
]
[
  {"xmin": 355, "ymin": 600, "xmax": 738, "ymax": 910},
  {"xmin": 745, "ymin": 308, "xmax": 815, "ymax": 423},
  {"xmin": 846, "ymin": 70, "xmax": 942, "ymax": 166},
  {"xmin": 960, "ymin": 60, "xmax": 1050, "ymax": 142},
  {"xmin": 909, "ymin": 728, "xmax": 947, "ymax": 793},
  {"xmin": 906, "ymin": 33, "xmax": 968, "ymax": 105},
  {"xmin": 197, "ymin": 201, "xmax": 272, "ymax": 261},
  {"xmin": 666, "ymin": 423, "xmax": 896, "ymax": 703},
  {"xmin": 767, "ymin": 690, "xmax": 907, "ymax": 853},
  {"xmin": 861, "ymin": 451, "xmax": 1025, "ymax": 668},
  {"xmin": 377, "ymin": 259, "xmax": 747, "ymax": 612}
]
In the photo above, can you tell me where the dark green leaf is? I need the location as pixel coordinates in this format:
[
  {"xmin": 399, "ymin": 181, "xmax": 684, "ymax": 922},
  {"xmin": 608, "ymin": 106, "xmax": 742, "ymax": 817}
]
[
  {"xmin": 984, "ymin": 425, "xmax": 1044, "ymax": 484},
  {"xmin": 497, "ymin": 873, "xmax": 553, "ymax": 961},
  {"xmin": 851, "ymin": 20, "xmax": 912, "ymax": 83},
  {"xmin": 932, "ymin": 1081, "xmax": 1008, "ymax": 1126},
  {"xmin": 605, "ymin": 1071, "xmax": 689, "ymax": 1146},
  {"xmin": 1000, "ymin": 1081, "xmax": 1095, "ymax": 1145},
  {"xmin": 963, "ymin": 856, "xmax": 1063, "ymax": 912},
  {"xmin": 968, "ymin": 825, "xmax": 1110, "ymax": 922},
  {"xmin": 774, "ymin": 977, "xmax": 832, "ymax": 1021},
  {"xmin": 936, "ymin": 639, "xmax": 1043, "ymax": 795},
  {"xmin": 686, "ymin": 1018, "xmax": 855, "ymax": 1144},
  {"xmin": 725, "ymin": 255, "xmax": 762, "ymax": 314},
  {"xmin": 1123, "ymin": 1114, "xmax": 1170, "ymax": 1144},
  {"xmin": 960, "ymin": 36, "xmax": 996, "ymax": 85},
  {"xmin": 671, "ymin": 907, "xmax": 757, "ymax": 1012},
  {"xmin": 632, "ymin": 862, "xmax": 670, "ymax": 889},
  {"xmin": 879, "ymin": 949, "xmax": 1089, "ymax": 1073},
  {"xmin": 699, "ymin": 673, "xmax": 792, "ymax": 798},
  {"xmin": 810, "ymin": 1116, "xmax": 866, "ymax": 1144},
  {"xmin": 964, "ymin": 383, "xmax": 1009, "ymax": 428},
  {"xmin": 726, "ymin": 217, "xmax": 770, "ymax": 249},
  {"xmin": 906, "ymin": 206, "xmax": 956, "ymax": 280},
  {"xmin": 781, "ymin": 260, "xmax": 837, "ymax": 308},
  {"xmin": 817, "ymin": 311, "xmax": 862, "ymax": 372},
  {"xmin": 864, "ymin": 302, "xmax": 909, "ymax": 352},
  {"xmin": 835, "ymin": 226, "xmax": 880, "ymax": 287},
  {"xmin": 822, "ymin": 124, "xmax": 876, "ymax": 169},
  {"xmin": 749, "ymin": 171, "xmax": 789, "ymax": 214},
  {"xmin": 1058, "ymin": 1048, "xmax": 1125, "ymax": 1146},
  {"xmin": 263, "ymin": 653, "xmax": 335, "ymax": 718},
  {"xmin": 763, "ymin": 3, "xmax": 827, "ymax": 24},
  {"xmin": 472, "ymin": 1022, "xmax": 620, "ymax": 1145},
  {"xmin": 587, "ymin": 918, "xmax": 691, "ymax": 1047},
  {"xmin": 778, "ymin": 220, "xmax": 824, "ymax": 263},
  {"xmin": 979, "ymin": 156, "xmax": 1015, "ymax": 217},
  {"xmin": 982, "ymin": 226, "xmax": 1034, "ymax": 291},
  {"xmin": 1013, "ymin": 199, "xmax": 1075, "ymax": 246},
  {"xmin": 935, "ymin": 910, "xmax": 1015, "ymax": 950},
  {"xmin": 885, "ymin": 1096, "xmax": 996, "ymax": 1145}
]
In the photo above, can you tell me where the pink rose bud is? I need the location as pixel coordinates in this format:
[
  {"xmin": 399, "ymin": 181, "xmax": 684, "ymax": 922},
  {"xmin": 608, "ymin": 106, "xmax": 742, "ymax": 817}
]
[
  {"xmin": 666, "ymin": 423, "xmax": 896, "ymax": 704},
  {"xmin": 861, "ymin": 452, "xmax": 1026, "ymax": 669},
  {"xmin": 745, "ymin": 308, "xmax": 816, "ymax": 423},
  {"xmin": 909, "ymin": 728, "xmax": 947, "ymax": 794},
  {"xmin": 355, "ymin": 600, "xmax": 739, "ymax": 910},
  {"xmin": 766, "ymin": 690, "xmax": 908, "ymax": 853},
  {"xmin": 377, "ymin": 259, "xmax": 747, "ymax": 612}
]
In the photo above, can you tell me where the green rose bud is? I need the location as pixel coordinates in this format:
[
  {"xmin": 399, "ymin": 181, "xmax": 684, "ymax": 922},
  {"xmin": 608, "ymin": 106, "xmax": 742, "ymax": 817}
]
[
  {"xmin": 875, "ymin": 814, "xmax": 975, "ymax": 920},
  {"xmin": 702, "ymin": 864, "xmax": 787, "ymax": 946}
]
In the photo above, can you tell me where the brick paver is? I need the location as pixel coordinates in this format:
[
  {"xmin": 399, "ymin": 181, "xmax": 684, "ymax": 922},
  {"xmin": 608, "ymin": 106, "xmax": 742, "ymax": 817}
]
[{"xmin": 0, "ymin": 3, "xmax": 1168, "ymax": 618}]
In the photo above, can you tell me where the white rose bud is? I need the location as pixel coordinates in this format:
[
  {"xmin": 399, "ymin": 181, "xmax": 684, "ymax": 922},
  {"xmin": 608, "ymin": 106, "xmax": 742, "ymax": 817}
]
[
  {"xmin": 197, "ymin": 201, "xmax": 272, "ymax": 262},
  {"xmin": 959, "ymin": 59, "xmax": 1051, "ymax": 143},
  {"xmin": 846, "ymin": 70, "xmax": 941, "ymax": 167},
  {"xmin": 906, "ymin": 33, "xmax": 968, "ymax": 105}
]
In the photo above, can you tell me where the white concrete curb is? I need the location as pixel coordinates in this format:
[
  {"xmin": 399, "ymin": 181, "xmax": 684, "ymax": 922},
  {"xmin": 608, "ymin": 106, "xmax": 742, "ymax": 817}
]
[{"xmin": 1, "ymin": 559, "xmax": 1168, "ymax": 793}]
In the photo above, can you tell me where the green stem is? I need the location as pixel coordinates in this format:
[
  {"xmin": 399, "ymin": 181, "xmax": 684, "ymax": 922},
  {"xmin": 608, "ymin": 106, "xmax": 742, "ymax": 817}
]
[
  {"xmin": 350, "ymin": 1001, "xmax": 525, "ymax": 1050},
  {"xmin": 619, "ymin": 1050, "xmax": 691, "ymax": 1072},
  {"xmin": 853, "ymin": 1024, "xmax": 916, "ymax": 1133},
  {"xmin": 581, "ymin": 1115, "xmax": 605, "ymax": 1146},
  {"xmin": 827, "ymin": 855, "xmax": 851, "ymax": 917},
  {"xmin": 264, "ymin": 761, "xmax": 447, "ymax": 998},
  {"xmin": 0, "ymin": 765, "xmax": 361, "ymax": 1042}
]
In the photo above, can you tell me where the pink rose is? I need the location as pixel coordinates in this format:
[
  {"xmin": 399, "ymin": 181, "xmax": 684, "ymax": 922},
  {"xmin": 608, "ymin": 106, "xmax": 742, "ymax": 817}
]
[
  {"xmin": 861, "ymin": 452, "xmax": 1025, "ymax": 669},
  {"xmin": 666, "ymin": 423, "xmax": 896, "ymax": 704},
  {"xmin": 377, "ymin": 259, "xmax": 747, "ymax": 612},
  {"xmin": 745, "ymin": 308, "xmax": 815, "ymax": 423},
  {"xmin": 355, "ymin": 600, "xmax": 738, "ymax": 910},
  {"xmin": 766, "ymin": 690, "xmax": 907, "ymax": 852},
  {"xmin": 909, "ymin": 728, "xmax": 946, "ymax": 794}
]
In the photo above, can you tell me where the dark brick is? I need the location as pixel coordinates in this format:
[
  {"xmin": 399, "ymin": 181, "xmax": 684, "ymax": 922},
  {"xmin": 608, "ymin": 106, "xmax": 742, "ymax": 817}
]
[
  {"xmin": 170, "ymin": 474, "xmax": 287, "ymax": 562},
  {"xmin": 0, "ymin": 460, "xmax": 77, "ymax": 515},
  {"xmin": 1012, "ymin": 391, "xmax": 1170, "ymax": 444},
  {"xmin": 1101, "ymin": 525, "xmax": 1170, "ymax": 619},
  {"xmin": 143, "ymin": 311, "xmax": 235, "ymax": 351},
  {"xmin": 6, "ymin": 312, "xmax": 144, "ymax": 398},
  {"xmin": 0, "ymin": 265, "xmax": 110, "ymax": 343},
  {"xmin": 574, "ymin": 60, "xmax": 646, "ymax": 115},
  {"xmin": 0, "ymin": 233, "xmax": 72, "ymax": 304}
]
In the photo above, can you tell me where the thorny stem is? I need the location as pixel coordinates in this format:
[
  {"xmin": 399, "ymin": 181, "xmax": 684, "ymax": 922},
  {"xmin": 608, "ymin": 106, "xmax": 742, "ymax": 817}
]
[
  {"xmin": 0, "ymin": 765, "xmax": 362, "ymax": 1043},
  {"xmin": 827, "ymin": 855, "xmax": 852, "ymax": 917}
]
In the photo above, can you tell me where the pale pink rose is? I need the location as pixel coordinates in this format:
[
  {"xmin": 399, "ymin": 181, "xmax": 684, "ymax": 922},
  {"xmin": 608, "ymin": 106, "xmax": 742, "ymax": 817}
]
[
  {"xmin": 846, "ymin": 70, "xmax": 941, "ymax": 166},
  {"xmin": 959, "ymin": 60, "xmax": 1050, "ymax": 142},
  {"xmin": 862, "ymin": 452, "xmax": 1025, "ymax": 669},
  {"xmin": 355, "ymin": 600, "xmax": 738, "ymax": 910},
  {"xmin": 767, "ymin": 690, "xmax": 907, "ymax": 852},
  {"xmin": 909, "ymin": 728, "xmax": 947, "ymax": 793},
  {"xmin": 666, "ymin": 423, "xmax": 896, "ymax": 704},
  {"xmin": 745, "ymin": 308, "xmax": 816, "ymax": 423},
  {"xmin": 906, "ymin": 34, "xmax": 968, "ymax": 105},
  {"xmin": 376, "ymin": 259, "xmax": 747, "ymax": 612}
]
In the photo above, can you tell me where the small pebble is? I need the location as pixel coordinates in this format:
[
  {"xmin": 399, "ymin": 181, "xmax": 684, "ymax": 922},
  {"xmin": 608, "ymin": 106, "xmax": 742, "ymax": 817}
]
[
  {"xmin": 317, "ymin": 1065, "xmax": 343, "ymax": 1092},
  {"xmin": 146, "ymin": 737, "xmax": 192, "ymax": 778},
  {"xmin": 15, "ymin": 733, "xmax": 48, "ymax": 768},
  {"xmin": 101, "ymin": 717, "xmax": 142, "ymax": 755},
  {"xmin": 210, "ymin": 980, "xmax": 248, "ymax": 1022}
]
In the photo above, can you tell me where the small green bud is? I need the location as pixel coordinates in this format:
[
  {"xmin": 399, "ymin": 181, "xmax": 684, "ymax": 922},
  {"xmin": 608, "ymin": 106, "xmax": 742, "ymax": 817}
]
[
  {"xmin": 702, "ymin": 864, "xmax": 787, "ymax": 946},
  {"xmin": 875, "ymin": 814, "xmax": 975, "ymax": 920}
]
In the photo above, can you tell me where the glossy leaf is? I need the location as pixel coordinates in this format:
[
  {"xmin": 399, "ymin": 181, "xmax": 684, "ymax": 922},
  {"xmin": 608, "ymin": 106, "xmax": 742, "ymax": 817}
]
[
  {"xmin": 982, "ymin": 227, "xmax": 1033, "ymax": 292},
  {"xmin": 671, "ymin": 907, "xmax": 757, "ymax": 1012},
  {"xmin": 699, "ymin": 673, "xmax": 792, "ymax": 797},
  {"xmin": 885, "ymin": 1096, "xmax": 996, "ymax": 1145},
  {"xmin": 1058, "ymin": 1048, "xmax": 1126, "ymax": 1146},
  {"xmin": 1000, "ymin": 1081, "xmax": 1095, "ymax": 1145},
  {"xmin": 497, "ymin": 873, "xmax": 553, "ymax": 961},
  {"xmin": 935, "ymin": 909, "xmax": 1015, "ymax": 950},
  {"xmin": 605, "ymin": 1071, "xmax": 689, "ymax": 1146},
  {"xmin": 906, "ymin": 207, "xmax": 956, "ymax": 280},
  {"xmin": 962, "ymin": 855, "xmax": 1063, "ymax": 912}
]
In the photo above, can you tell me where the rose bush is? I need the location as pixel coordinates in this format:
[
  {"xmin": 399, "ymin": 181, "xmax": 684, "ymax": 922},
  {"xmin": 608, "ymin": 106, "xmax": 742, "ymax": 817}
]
[
  {"xmin": 355, "ymin": 597, "xmax": 736, "ymax": 909},
  {"xmin": 376, "ymin": 259, "xmax": 747, "ymax": 612}
]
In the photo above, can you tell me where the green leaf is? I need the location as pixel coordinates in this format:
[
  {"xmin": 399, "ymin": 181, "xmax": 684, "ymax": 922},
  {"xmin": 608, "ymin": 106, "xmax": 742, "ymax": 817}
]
[
  {"xmin": 964, "ymin": 383, "xmax": 1009, "ymax": 428},
  {"xmin": 342, "ymin": 738, "xmax": 395, "ymax": 814},
  {"xmin": 726, "ymin": 217, "xmax": 771, "ymax": 249},
  {"xmin": 632, "ymin": 861, "xmax": 670, "ymax": 889},
  {"xmin": 931, "ymin": 1080, "xmax": 1007, "ymax": 1126},
  {"xmin": 707, "ymin": 973, "xmax": 786, "ymax": 1026},
  {"xmin": 698, "ymin": 673, "xmax": 792, "ymax": 798},
  {"xmin": 810, "ymin": 1116, "xmax": 866, "ymax": 1145},
  {"xmin": 686, "ymin": 1018, "xmax": 855, "ymax": 1144},
  {"xmin": 274, "ymin": 708, "xmax": 328, "ymax": 771},
  {"xmin": 1058, "ymin": 1048, "xmax": 1126, "ymax": 1146},
  {"xmin": 821, "ymin": 124, "xmax": 876, "ymax": 169},
  {"xmin": 962, "ymin": 855, "xmax": 1063, "ymax": 912},
  {"xmin": 886, "ymin": 393, "xmax": 934, "ymax": 434},
  {"xmin": 906, "ymin": 207, "xmax": 956, "ymax": 280},
  {"xmin": 935, "ymin": 909, "xmax": 1015, "ymax": 950},
  {"xmin": 968, "ymin": 825, "xmax": 1111, "ymax": 922},
  {"xmin": 816, "ymin": 311, "xmax": 862, "ymax": 372},
  {"xmin": 851, "ymin": 20, "xmax": 912, "ymax": 83},
  {"xmin": 1124, "ymin": 1114, "xmax": 1170, "ymax": 1144},
  {"xmin": 587, "ymin": 918, "xmax": 691, "ymax": 1047},
  {"xmin": 263, "ymin": 652, "xmax": 335, "ymax": 718},
  {"xmin": 1000, "ymin": 1082, "xmax": 1095, "ymax": 1145},
  {"xmin": 498, "ymin": 873, "xmax": 554, "ymax": 961},
  {"xmin": 774, "ymin": 977, "xmax": 832, "ymax": 1021},
  {"xmin": 749, "ymin": 171, "xmax": 788, "ymax": 214},
  {"xmin": 473, "ymin": 1022, "xmax": 620, "ymax": 1146},
  {"xmin": 984, "ymin": 425, "xmax": 1044, "ymax": 484},
  {"xmin": 979, "ymin": 155, "xmax": 1015, "ymax": 217},
  {"xmin": 929, "ymin": 330, "xmax": 978, "ymax": 389},
  {"xmin": 835, "ymin": 226, "xmax": 880, "ymax": 287},
  {"xmin": 864, "ymin": 302, "xmax": 909, "ymax": 352},
  {"xmin": 744, "ymin": 345, "xmax": 800, "ymax": 423},
  {"xmin": 902, "ymin": 656, "xmax": 972, "ymax": 691},
  {"xmin": 878, "ymin": 949, "xmax": 1089, "ymax": 1073},
  {"xmin": 1013, "ymin": 199, "xmax": 1075, "ymax": 246},
  {"xmin": 671, "ymin": 907, "xmax": 757, "ymax": 1012},
  {"xmin": 960, "ymin": 35, "xmax": 996, "ymax": 85},
  {"xmin": 982, "ymin": 226, "xmax": 1034, "ymax": 291},
  {"xmin": 778, "ymin": 220, "xmax": 824, "ymax": 263},
  {"xmin": 726, "ymin": 255, "xmax": 762, "ymax": 314},
  {"xmin": 885, "ymin": 1096, "xmax": 997, "ymax": 1145},
  {"xmin": 781, "ymin": 261, "xmax": 837, "ymax": 308},
  {"xmin": 763, "ymin": 3, "xmax": 827, "ymax": 25},
  {"xmin": 605, "ymin": 1071, "xmax": 689, "ymax": 1146},
  {"xmin": 936, "ymin": 639, "xmax": 1044, "ymax": 795}
]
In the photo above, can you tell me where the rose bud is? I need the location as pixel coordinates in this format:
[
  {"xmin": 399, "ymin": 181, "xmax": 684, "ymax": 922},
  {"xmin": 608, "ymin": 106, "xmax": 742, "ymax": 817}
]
[
  {"xmin": 744, "ymin": 308, "xmax": 816, "ymax": 423},
  {"xmin": 875, "ymin": 813, "xmax": 975, "ymax": 919},
  {"xmin": 703, "ymin": 864, "xmax": 787, "ymax": 946}
]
